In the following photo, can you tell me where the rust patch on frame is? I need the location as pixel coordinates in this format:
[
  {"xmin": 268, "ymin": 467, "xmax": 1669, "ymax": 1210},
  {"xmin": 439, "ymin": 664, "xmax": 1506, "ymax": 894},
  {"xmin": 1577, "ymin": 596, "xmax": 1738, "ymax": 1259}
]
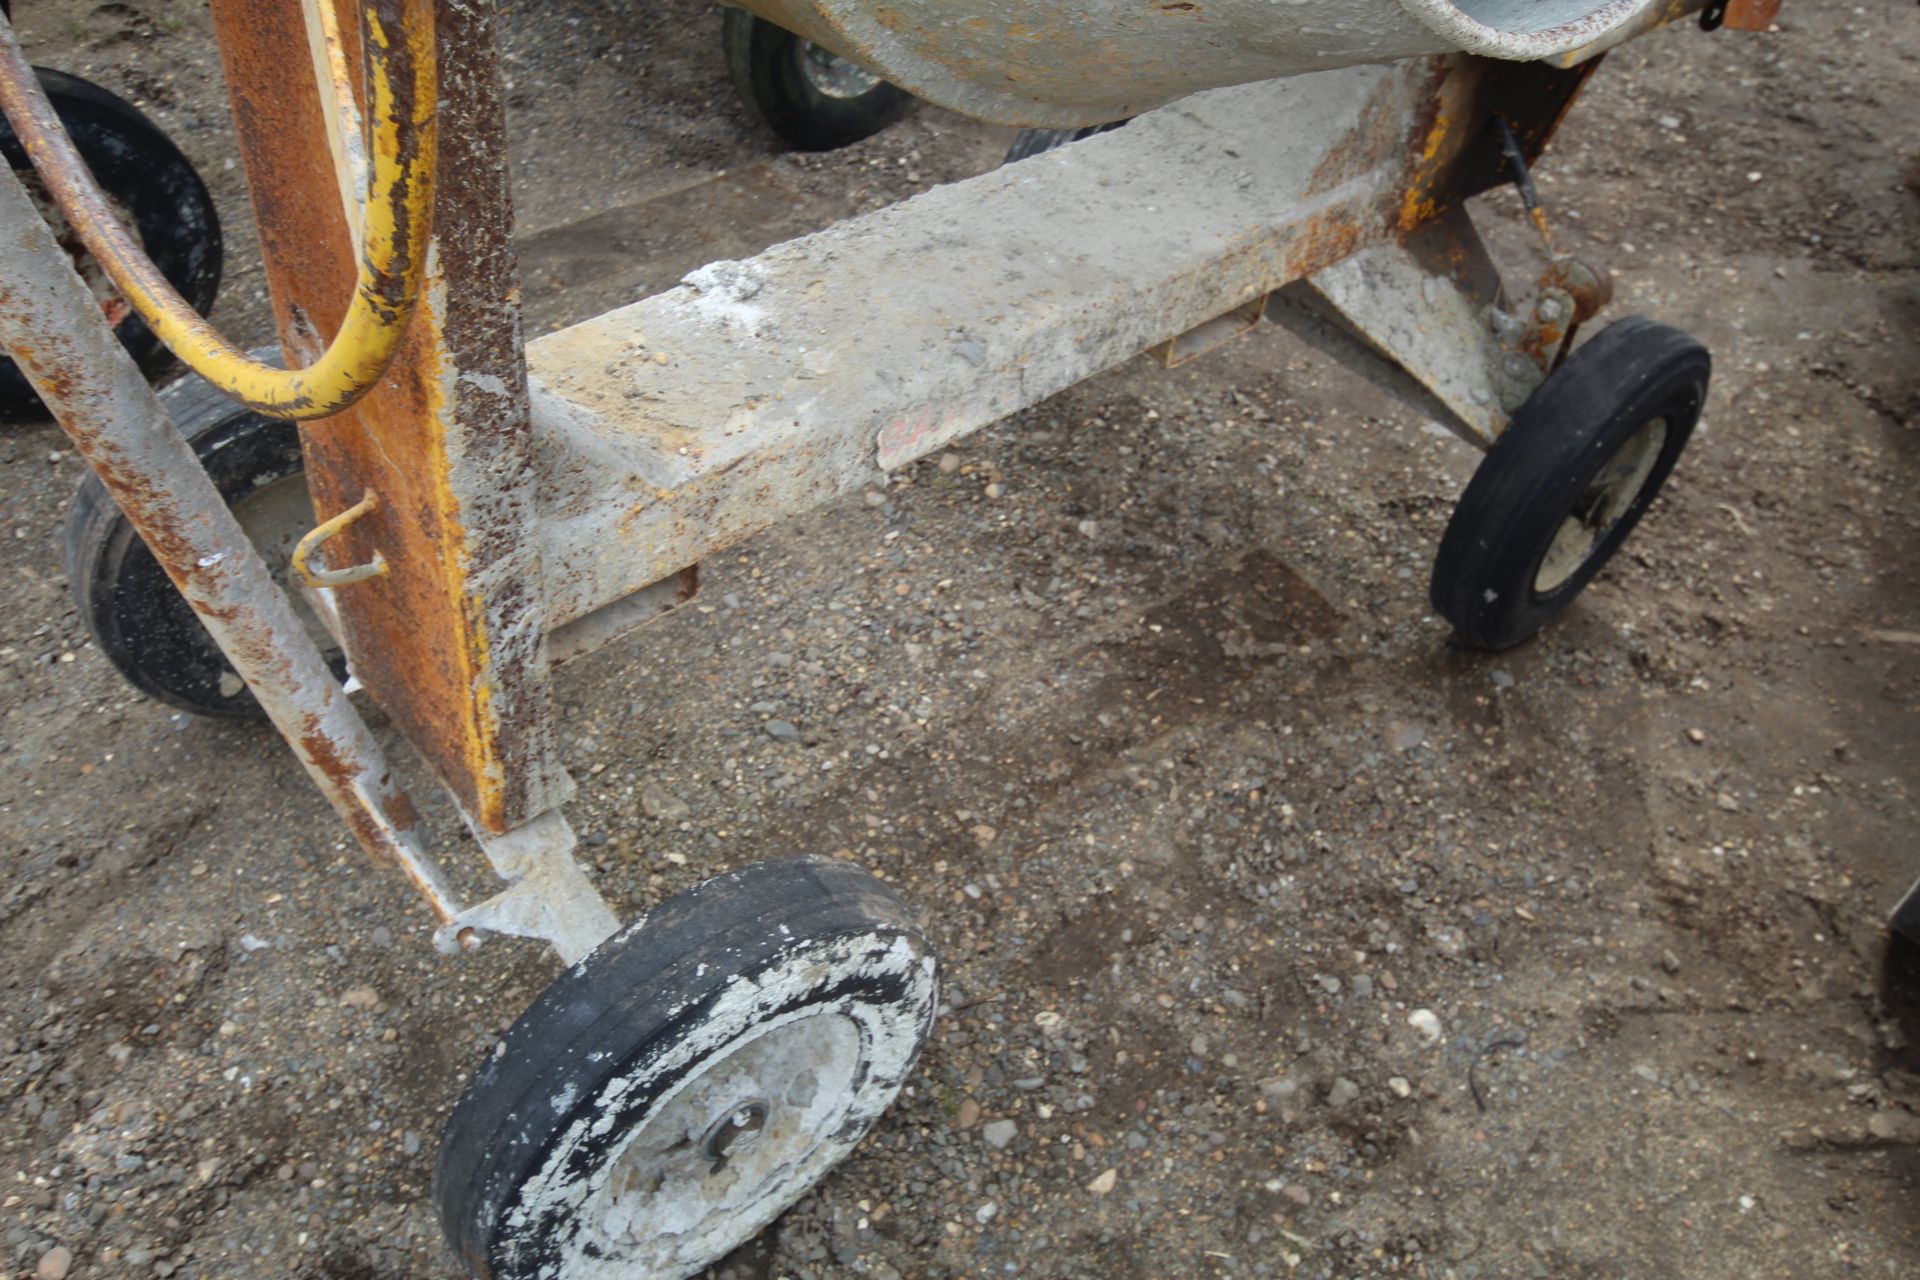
[
  {"xmin": 0, "ymin": 162, "xmax": 464, "ymax": 931},
  {"xmin": 1398, "ymin": 56, "xmax": 1602, "ymax": 235},
  {"xmin": 209, "ymin": 0, "xmax": 566, "ymax": 833}
]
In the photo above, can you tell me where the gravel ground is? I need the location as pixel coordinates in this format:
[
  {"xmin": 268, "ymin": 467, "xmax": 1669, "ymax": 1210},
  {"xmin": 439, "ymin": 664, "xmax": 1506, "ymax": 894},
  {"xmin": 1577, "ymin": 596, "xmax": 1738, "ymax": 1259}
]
[{"xmin": 2, "ymin": 3, "xmax": 1918, "ymax": 1279}]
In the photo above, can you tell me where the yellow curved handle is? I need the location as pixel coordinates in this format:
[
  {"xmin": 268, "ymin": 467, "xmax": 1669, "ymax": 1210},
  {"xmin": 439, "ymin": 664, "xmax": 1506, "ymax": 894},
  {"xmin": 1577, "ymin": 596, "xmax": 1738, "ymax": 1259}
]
[{"xmin": 0, "ymin": 0, "xmax": 436, "ymax": 421}]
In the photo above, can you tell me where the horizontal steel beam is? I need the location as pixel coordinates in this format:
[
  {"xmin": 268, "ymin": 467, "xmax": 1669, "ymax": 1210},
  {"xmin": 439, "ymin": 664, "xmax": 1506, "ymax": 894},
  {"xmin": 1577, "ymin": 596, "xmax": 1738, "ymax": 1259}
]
[{"xmin": 527, "ymin": 58, "xmax": 1461, "ymax": 631}]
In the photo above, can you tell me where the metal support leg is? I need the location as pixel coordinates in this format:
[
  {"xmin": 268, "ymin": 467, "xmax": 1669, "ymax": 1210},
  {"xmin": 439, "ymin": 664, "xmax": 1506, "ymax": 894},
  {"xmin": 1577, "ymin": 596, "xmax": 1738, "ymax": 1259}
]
[
  {"xmin": 434, "ymin": 812, "xmax": 620, "ymax": 965},
  {"xmin": 1273, "ymin": 203, "xmax": 1614, "ymax": 451},
  {"xmin": 0, "ymin": 161, "xmax": 467, "ymax": 935},
  {"xmin": 1270, "ymin": 205, "xmax": 1514, "ymax": 448},
  {"xmin": 208, "ymin": 0, "xmax": 571, "ymax": 836}
]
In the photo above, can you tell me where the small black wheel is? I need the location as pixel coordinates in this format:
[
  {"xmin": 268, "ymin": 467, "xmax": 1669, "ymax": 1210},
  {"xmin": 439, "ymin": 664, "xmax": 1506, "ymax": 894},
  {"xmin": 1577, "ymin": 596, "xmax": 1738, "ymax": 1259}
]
[
  {"xmin": 434, "ymin": 856, "xmax": 938, "ymax": 1280},
  {"xmin": 1003, "ymin": 119, "xmax": 1129, "ymax": 165},
  {"xmin": 2, "ymin": 68, "xmax": 223, "ymax": 420},
  {"xmin": 722, "ymin": 9, "xmax": 911, "ymax": 151},
  {"xmin": 1430, "ymin": 316, "xmax": 1710, "ymax": 650},
  {"xmin": 63, "ymin": 348, "xmax": 342, "ymax": 718}
]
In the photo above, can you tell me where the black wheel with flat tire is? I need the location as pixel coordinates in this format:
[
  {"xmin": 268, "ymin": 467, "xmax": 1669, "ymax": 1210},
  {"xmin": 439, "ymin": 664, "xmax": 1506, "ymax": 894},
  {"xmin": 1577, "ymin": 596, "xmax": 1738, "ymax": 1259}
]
[
  {"xmin": 722, "ymin": 9, "xmax": 911, "ymax": 151},
  {"xmin": 63, "ymin": 348, "xmax": 343, "ymax": 718},
  {"xmin": 1430, "ymin": 315, "xmax": 1710, "ymax": 650},
  {"xmin": 434, "ymin": 856, "xmax": 938, "ymax": 1280},
  {"xmin": 2, "ymin": 68, "xmax": 222, "ymax": 420}
]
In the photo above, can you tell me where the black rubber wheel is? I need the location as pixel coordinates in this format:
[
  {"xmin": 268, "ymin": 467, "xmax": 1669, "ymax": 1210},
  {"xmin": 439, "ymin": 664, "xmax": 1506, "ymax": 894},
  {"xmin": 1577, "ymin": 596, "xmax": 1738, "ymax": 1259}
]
[
  {"xmin": 722, "ymin": 9, "xmax": 911, "ymax": 151},
  {"xmin": 2, "ymin": 68, "xmax": 223, "ymax": 420},
  {"xmin": 63, "ymin": 347, "xmax": 343, "ymax": 718},
  {"xmin": 434, "ymin": 856, "xmax": 938, "ymax": 1280},
  {"xmin": 1430, "ymin": 316, "xmax": 1710, "ymax": 650},
  {"xmin": 1003, "ymin": 119, "xmax": 1129, "ymax": 165}
]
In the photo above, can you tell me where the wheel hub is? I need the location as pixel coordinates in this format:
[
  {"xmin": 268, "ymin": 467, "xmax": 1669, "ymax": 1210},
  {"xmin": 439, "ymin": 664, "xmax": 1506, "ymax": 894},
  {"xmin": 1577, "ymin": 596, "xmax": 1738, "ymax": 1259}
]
[
  {"xmin": 1533, "ymin": 415, "xmax": 1668, "ymax": 595},
  {"xmin": 797, "ymin": 41, "xmax": 882, "ymax": 99},
  {"xmin": 701, "ymin": 1098, "xmax": 771, "ymax": 1173},
  {"xmin": 579, "ymin": 1009, "xmax": 864, "ymax": 1270}
]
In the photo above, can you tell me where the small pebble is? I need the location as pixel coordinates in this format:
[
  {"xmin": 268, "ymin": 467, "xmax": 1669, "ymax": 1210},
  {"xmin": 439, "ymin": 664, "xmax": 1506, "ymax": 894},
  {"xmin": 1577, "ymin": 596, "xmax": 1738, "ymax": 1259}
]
[
  {"xmin": 640, "ymin": 781, "xmax": 692, "ymax": 823},
  {"xmin": 1086, "ymin": 1167, "xmax": 1118, "ymax": 1196},
  {"xmin": 982, "ymin": 1119, "xmax": 1018, "ymax": 1150}
]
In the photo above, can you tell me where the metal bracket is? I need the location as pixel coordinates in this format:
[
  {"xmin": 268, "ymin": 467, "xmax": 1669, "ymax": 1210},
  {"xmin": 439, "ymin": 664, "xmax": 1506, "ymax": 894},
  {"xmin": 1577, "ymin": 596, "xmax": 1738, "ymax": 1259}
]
[
  {"xmin": 1494, "ymin": 253, "xmax": 1614, "ymax": 404},
  {"xmin": 431, "ymin": 810, "xmax": 621, "ymax": 965},
  {"xmin": 293, "ymin": 490, "xmax": 390, "ymax": 588},
  {"xmin": 1480, "ymin": 111, "xmax": 1615, "ymax": 396},
  {"xmin": 1275, "ymin": 204, "xmax": 1616, "ymax": 449},
  {"xmin": 1277, "ymin": 205, "xmax": 1511, "ymax": 449}
]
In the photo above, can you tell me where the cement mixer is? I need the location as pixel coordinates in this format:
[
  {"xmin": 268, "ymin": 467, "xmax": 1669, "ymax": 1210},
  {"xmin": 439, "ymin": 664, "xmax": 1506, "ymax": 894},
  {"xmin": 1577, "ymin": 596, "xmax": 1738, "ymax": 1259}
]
[
  {"xmin": 729, "ymin": 0, "xmax": 1688, "ymax": 125},
  {"xmin": 0, "ymin": 1, "xmax": 1782, "ymax": 1276}
]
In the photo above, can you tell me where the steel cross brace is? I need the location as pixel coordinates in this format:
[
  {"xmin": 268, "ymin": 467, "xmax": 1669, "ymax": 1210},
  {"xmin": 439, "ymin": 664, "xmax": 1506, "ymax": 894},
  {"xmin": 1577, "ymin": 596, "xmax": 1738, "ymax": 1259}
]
[{"xmin": 524, "ymin": 53, "xmax": 1600, "ymax": 636}]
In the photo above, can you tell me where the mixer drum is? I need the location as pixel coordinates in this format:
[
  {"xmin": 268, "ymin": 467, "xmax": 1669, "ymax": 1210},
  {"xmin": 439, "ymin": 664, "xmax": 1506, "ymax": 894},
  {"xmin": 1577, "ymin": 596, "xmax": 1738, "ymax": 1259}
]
[{"xmin": 727, "ymin": 0, "xmax": 1666, "ymax": 126}]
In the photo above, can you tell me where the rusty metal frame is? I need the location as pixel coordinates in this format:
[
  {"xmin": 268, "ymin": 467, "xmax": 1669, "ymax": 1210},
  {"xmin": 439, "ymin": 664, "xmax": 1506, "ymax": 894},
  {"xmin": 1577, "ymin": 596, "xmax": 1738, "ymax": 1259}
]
[
  {"xmin": 0, "ymin": 2, "xmax": 1742, "ymax": 965},
  {"xmin": 0, "ymin": 157, "xmax": 468, "ymax": 939},
  {"xmin": 208, "ymin": 0, "xmax": 571, "ymax": 839}
]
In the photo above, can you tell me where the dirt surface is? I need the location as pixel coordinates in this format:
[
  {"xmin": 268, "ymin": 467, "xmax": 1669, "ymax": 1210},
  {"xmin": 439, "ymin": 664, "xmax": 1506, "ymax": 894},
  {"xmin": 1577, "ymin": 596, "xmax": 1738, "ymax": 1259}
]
[{"xmin": 3, "ymin": 2, "xmax": 1919, "ymax": 1278}]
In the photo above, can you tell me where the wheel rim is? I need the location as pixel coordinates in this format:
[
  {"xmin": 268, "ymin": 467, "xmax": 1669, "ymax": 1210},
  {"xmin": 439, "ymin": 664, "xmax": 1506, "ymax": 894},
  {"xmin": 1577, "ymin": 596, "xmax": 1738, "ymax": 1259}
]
[
  {"xmin": 228, "ymin": 473, "xmax": 338, "ymax": 689},
  {"xmin": 572, "ymin": 1008, "xmax": 866, "ymax": 1274},
  {"xmin": 795, "ymin": 40, "xmax": 883, "ymax": 99},
  {"xmin": 1532, "ymin": 415, "xmax": 1668, "ymax": 595}
]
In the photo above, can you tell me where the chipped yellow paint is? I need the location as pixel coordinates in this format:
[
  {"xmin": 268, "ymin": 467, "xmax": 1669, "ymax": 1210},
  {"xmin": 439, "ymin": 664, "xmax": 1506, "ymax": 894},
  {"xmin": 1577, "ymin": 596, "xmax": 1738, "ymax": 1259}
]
[
  {"xmin": 1398, "ymin": 105, "xmax": 1454, "ymax": 230},
  {"xmin": 416, "ymin": 315, "xmax": 511, "ymax": 831},
  {"xmin": 0, "ymin": 0, "xmax": 436, "ymax": 419}
]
